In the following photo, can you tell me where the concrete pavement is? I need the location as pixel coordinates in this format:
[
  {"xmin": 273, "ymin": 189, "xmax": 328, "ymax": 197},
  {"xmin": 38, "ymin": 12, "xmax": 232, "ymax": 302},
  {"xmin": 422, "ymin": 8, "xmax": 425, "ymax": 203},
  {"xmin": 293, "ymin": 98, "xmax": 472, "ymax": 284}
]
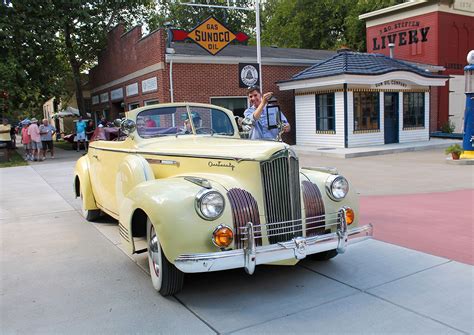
[{"xmin": 1, "ymin": 147, "xmax": 473, "ymax": 334}]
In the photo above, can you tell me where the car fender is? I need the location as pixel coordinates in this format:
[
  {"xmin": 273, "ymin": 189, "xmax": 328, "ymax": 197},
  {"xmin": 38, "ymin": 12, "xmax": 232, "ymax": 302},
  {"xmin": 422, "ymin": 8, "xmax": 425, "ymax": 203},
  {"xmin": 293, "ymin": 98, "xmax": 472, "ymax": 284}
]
[
  {"xmin": 116, "ymin": 154, "xmax": 154, "ymax": 207},
  {"xmin": 118, "ymin": 178, "xmax": 232, "ymax": 262},
  {"xmin": 74, "ymin": 155, "xmax": 98, "ymax": 210},
  {"xmin": 300, "ymin": 169, "xmax": 359, "ymax": 226}
]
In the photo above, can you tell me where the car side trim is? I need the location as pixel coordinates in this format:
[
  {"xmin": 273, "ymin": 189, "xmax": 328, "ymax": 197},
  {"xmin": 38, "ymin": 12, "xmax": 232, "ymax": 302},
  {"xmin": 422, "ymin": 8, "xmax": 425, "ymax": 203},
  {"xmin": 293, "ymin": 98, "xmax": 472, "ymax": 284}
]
[{"xmin": 88, "ymin": 145, "xmax": 258, "ymax": 162}]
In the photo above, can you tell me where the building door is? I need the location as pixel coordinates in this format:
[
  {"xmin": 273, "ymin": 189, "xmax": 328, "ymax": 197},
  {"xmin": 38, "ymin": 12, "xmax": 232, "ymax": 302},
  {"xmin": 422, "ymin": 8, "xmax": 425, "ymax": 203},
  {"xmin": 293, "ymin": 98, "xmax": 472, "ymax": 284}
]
[{"xmin": 384, "ymin": 92, "xmax": 399, "ymax": 144}]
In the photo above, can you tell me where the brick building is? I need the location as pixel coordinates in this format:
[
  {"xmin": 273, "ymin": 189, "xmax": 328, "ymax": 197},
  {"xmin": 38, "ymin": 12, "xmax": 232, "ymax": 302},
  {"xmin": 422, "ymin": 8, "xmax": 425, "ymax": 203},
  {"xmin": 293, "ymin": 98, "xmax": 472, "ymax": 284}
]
[
  {"xmin": 360, "ymin": 0, "xmax": 474, "ymax": 132},
  {"xmin": 88, "ymin": 24, "xmax": 335, "ymax": 144}
]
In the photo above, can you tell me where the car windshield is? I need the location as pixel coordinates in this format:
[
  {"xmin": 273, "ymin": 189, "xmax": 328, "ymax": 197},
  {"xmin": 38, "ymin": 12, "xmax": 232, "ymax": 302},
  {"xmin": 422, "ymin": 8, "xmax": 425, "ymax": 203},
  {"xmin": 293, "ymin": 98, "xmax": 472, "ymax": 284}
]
[{"xmin": 136, "ymin": 106, "xmax": 235, "ymax": 138}]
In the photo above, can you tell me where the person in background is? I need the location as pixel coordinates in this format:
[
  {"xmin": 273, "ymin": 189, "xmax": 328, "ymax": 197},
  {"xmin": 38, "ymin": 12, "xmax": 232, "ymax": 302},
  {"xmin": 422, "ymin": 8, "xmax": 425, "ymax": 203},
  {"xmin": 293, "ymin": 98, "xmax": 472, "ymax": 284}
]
[
  {"xmin": 75, "ymin": 116, "xmax": 87, "ymax": 152},
  {"xmin": 21, "ymin": 121, "xmax": 31, "ymax": 160},
  {"xmin": 100, "ymin": 117, "xmax": 108, "ymax": 127},
  {"xmin": 28, "ymin": 118, "xmax": 42, "ymax": 161},
  {"xmin": 39, "ymin": 118, "xmax": 56, "ymax": 159},
  {"xmin": 0, "ymin": 118, "xmax": 12, "ymax": 161},
  {"xmin": 85, "ymin": 120, "xmax": 95, "ymax": 141},
  {"xmin": 10, "ymin": 122, "xmax": 17, "ymax": 149},
  {"xmin": 243, "ymin": 86, "xmax": 290, "ymax": 140}
]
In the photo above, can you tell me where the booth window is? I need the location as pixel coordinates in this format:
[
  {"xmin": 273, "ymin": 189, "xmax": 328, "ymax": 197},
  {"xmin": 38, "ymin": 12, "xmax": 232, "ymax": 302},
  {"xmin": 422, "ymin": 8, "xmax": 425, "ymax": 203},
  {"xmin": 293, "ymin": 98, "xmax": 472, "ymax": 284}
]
[
  {"xmin": 403, "ymin": 92, "xmax": 425, "ymax": 128},
  {"xmin": 353, "ymin": 92, "xmax": 379, "ymax": 132},
  {"xmin": 210, "ymin": 97, "xmax": 248, "ymax": 118},
  {"xmin": 315, "ymin": 93, "xmax": 335, "ymax": 132}
]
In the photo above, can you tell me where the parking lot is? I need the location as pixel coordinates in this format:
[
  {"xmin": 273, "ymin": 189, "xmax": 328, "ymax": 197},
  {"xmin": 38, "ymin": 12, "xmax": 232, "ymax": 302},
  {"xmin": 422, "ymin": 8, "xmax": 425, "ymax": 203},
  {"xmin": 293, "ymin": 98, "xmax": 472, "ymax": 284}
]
[{"xmin": 1, "ymin": 148, "xmax": 473, "ymax": 334}]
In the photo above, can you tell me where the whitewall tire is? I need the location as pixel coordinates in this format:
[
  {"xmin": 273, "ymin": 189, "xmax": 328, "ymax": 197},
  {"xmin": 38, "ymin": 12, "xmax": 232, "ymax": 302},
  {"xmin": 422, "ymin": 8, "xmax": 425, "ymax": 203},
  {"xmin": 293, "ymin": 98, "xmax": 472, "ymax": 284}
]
[
  {"xmin": 146, "ymin": 218, "xmax": 184, "ymax": 296},
  {"xmin": 80, "ymin": 191, "xmax": 101, "ymax": 221}
]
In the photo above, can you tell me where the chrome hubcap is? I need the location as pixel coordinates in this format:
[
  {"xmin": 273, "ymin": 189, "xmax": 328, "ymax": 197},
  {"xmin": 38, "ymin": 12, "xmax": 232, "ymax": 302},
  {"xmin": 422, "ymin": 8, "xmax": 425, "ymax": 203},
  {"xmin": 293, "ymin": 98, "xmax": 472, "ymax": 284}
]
[{"xmin": 149, "ymin": 226, "xmax": 160, "ymax": 277}]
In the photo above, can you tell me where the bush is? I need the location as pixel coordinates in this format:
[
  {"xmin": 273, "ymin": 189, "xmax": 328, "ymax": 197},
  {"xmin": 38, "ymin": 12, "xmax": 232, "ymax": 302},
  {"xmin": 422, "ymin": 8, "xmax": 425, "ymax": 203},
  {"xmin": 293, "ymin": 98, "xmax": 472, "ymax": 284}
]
[{"xmin": 441, "ymin": 120, "xmax": 456, "ymax": 133}]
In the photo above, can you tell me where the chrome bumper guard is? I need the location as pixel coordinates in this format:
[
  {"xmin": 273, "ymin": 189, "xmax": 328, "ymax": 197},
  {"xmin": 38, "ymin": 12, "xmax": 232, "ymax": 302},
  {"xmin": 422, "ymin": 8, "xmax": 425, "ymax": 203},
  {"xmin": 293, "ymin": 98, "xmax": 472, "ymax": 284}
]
[{"xmin": 174, "ymin": 209, "xmax": 373, "ymax": 274}]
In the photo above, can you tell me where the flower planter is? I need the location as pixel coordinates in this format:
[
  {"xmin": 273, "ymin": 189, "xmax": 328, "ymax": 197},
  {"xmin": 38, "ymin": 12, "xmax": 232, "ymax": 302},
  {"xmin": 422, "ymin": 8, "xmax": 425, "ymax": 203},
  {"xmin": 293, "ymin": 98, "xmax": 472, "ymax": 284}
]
[{"xmin": 451, "ymin": 152, "xmax": 460, "ymax": 160}]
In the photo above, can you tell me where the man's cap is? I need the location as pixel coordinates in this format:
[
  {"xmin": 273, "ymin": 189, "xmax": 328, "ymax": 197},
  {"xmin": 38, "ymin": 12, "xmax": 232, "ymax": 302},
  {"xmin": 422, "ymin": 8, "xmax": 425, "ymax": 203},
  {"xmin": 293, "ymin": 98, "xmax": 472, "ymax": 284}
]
[{"xmin": 31, "ymin": 118, "xmax": 38, "ymax": 123}]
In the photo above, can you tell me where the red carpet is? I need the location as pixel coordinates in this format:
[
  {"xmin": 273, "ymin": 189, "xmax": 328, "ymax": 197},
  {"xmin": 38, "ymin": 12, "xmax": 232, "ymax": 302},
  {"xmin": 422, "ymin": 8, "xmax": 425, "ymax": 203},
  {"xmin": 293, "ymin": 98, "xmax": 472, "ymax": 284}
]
[{"xmin": 360, "ymin": 189, "xmax": 474, "ymax": 265}]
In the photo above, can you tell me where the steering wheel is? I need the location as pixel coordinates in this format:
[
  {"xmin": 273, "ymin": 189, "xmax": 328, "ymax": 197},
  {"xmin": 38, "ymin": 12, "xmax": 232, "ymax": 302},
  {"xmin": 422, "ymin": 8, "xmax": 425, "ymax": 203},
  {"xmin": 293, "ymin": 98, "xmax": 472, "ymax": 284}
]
[{"xmin": 195, "ymin": 127, "xmax": 214, "ymax": 135}]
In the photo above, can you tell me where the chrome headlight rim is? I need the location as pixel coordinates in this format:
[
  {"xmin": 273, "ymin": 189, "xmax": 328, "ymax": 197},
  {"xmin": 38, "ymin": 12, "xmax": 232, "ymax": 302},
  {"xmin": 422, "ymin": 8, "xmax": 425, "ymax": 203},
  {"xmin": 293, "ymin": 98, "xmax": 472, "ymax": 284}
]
[
  {"xmin": 325, "ymin": 175, "xmax": 349, "ymax": 201},
  {"xmin": 195, "ymin": 189, "xmax": 225, "ymax": 220}
]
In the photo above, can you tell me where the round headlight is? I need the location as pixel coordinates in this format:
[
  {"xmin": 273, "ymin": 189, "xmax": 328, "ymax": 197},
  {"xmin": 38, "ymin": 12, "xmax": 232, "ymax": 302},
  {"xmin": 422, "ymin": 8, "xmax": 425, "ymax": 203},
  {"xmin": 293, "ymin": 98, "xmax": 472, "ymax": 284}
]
[
  {"xmin": 195, "ymin": 190, "xmax": 225, "ymax": 220},
  {"xmin": 326, "ymin": 175, "xmax": 349, "ymax": 201}
]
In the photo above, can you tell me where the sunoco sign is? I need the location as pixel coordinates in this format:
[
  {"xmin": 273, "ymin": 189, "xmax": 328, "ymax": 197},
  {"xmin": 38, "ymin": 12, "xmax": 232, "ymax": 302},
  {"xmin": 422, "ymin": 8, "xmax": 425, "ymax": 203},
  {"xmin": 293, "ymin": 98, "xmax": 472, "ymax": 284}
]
[{"xmin": 188, "ymin": 17, "xmax": 236, "ymax": 55}]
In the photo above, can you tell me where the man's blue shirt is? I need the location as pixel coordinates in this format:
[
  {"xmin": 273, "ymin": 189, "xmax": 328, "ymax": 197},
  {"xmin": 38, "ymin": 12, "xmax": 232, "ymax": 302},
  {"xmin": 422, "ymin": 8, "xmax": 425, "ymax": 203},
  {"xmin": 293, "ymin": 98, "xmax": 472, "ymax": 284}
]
[
  {"xmin": 244, "ymin": 105, "xmax": 288, "ymax": 140},
  {"xmin": 76, "ymin": 120, "xmax": 86, "ymax": 134}
]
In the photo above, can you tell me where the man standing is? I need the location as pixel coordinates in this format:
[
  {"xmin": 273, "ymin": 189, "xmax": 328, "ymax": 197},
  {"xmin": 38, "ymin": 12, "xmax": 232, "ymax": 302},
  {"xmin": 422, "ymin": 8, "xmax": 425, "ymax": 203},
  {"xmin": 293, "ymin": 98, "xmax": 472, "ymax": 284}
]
[
  {"xmin": 27, "ymin": 118, "xmax": 42, "ymax": 161},
  {"xmin": 243, "ymin": 86, "xmax": 290, "ymax": 140},
  {"xmin": 75, "ymin": 116, "xmax": 87, "ymax": 152},
  {"xmin": 39, "ymin": 118, "xmax": 56, "ymax": 159},
  {"xmin": 0, "ymin": 118, "xmax": 12, "ymax": 161}
]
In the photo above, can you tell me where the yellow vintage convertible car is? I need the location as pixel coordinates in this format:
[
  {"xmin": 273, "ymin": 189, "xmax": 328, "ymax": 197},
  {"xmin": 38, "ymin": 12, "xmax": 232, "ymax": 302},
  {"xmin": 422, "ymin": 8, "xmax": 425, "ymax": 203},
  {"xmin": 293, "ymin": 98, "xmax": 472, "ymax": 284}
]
[{"xmin": 74, "ymin": 103, "xmax": 372, "ymax": 296}]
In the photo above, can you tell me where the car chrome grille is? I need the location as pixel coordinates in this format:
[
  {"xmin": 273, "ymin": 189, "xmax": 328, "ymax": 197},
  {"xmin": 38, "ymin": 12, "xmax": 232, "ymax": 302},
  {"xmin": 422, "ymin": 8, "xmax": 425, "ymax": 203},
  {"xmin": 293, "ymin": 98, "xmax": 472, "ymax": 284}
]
[
  {"xmin": 227, "ymin": 188, "xmax": 262, "ymax": 249},
  {"xmin": 302, "ymin": 181, "xmax": 326, "ymax": 237},
  {"xmin": 260, "ymin": 150, "xmax": 302, "ymax": 244}
]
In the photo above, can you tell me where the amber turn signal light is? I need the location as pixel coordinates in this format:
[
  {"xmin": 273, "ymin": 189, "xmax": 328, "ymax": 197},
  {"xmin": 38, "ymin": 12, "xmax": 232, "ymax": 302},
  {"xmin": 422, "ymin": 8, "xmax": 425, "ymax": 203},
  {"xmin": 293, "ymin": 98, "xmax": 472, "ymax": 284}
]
[
  {"xmin": 212, "ymin": 225, "xmax": 234, "ymax": 248},
  {"xmin": 344, "ymin": 207, "xmax": 355, "ymax": 225}
]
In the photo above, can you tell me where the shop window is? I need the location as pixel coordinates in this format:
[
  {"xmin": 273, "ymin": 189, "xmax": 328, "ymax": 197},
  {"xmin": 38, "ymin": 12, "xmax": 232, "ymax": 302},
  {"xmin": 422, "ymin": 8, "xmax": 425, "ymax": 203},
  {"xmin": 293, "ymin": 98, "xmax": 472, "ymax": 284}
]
[
  {"xmin": 128, "ymin": 102, "xmax": 140, "ymax": 111},
  {"xmin": 210, "ymin": 97, "xmax": 248, "ymax": 117},
  {"xmin": 353, "ymin": 92, "xmax": 379, "ymax": 132},
  {"xmin": 403, "ymin": 92, "xmax": 425, "ymax": 129},
  {"xmin": 145, "ymin": 100, "xmax": 159, "ymax": 106},
  {"xmin": 315, "ymin": 93, "xmax": 335, "ymax": 133}
]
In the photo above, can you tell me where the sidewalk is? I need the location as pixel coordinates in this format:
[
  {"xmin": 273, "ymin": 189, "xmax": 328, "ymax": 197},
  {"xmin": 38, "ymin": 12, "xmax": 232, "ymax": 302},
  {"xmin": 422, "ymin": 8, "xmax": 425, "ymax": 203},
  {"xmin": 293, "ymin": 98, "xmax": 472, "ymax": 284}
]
[
  {"xmin": 293, "ymin": 138, "xmax": 461, "ymax": 158},
  {"xmin": 1, "ymin": 163, "xmax": 472, "ymax": 334}
]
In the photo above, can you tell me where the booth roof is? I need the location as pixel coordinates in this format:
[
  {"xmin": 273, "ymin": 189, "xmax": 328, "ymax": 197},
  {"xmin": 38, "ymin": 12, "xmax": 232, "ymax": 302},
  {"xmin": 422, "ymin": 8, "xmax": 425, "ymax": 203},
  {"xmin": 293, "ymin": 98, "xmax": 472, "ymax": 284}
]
[
  {"xmin": 171, "ymin": 42, "xmax": 336, "ymax": 61},
  {"xmin": 281, "ymin": 51, "xmax": 450, "ymax": 82}
]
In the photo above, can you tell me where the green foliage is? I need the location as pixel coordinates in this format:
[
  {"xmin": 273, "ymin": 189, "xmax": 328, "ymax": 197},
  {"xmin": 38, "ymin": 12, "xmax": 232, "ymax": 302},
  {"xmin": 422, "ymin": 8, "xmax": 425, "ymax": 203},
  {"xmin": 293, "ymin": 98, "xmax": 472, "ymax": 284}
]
[
  {"xmin": 440, "ymin": 120, "xmax": 456, "ymax": 133},
  {"xmin": 1, "ymin": 0, "xmax": 155, "ymax": 119},
  {"xmin": 444, "ymin": 143, "xmax": 463, "ymax": 155},
  {"xmin": 261, "ymin": 0, "xmax": 404, "ymax": 51},
  {"xmin": 0, "ymin": 1, "xmax": 70, "ymax": 121},
  {"xmin": 0, "ymin": 150, "xmax": 29, "ymax": 168},
  {"xmin": 151, "ymin": 0, "xmax": 255, "ymax": 41}
]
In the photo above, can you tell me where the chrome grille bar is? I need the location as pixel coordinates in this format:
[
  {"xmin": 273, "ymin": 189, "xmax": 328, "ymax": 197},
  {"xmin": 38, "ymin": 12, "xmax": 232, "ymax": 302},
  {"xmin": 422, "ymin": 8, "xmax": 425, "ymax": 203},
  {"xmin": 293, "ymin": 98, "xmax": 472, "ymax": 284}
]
[{"xmin": 260, "ymin": 150, "xmax": 302, "ymax": 244}]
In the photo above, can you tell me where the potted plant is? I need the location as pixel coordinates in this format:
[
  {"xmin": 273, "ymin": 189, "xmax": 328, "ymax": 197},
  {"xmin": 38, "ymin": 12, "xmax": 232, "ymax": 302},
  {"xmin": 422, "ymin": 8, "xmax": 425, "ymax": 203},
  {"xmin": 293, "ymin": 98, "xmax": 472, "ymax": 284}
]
[{"xmin": 445, "ymin": 144, "xmax": 463, "ymax": 160}]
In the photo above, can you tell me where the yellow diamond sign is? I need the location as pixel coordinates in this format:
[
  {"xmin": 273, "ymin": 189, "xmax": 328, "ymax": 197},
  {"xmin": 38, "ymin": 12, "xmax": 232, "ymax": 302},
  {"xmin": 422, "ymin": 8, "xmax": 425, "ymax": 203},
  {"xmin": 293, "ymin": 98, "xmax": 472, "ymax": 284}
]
[{"xmin": 187, "ymin": 17, "xmax": 236, "ymax": 55}]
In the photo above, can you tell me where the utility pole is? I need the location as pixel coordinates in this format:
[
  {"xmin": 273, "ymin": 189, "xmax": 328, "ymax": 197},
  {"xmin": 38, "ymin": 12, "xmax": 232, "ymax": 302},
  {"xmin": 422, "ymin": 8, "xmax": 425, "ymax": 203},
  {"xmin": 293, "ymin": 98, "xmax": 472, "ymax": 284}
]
[{"xmin": 179, "ymin": 0, "xmax": 263, "ymax": 91}]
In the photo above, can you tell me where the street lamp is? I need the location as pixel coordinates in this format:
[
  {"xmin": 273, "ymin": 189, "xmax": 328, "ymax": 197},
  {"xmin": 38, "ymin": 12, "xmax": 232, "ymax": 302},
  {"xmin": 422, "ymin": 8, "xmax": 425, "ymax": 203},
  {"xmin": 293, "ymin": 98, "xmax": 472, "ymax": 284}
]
[{"xmin": 460, "ymin": 50, "xmax": 474, "ymax": 159}]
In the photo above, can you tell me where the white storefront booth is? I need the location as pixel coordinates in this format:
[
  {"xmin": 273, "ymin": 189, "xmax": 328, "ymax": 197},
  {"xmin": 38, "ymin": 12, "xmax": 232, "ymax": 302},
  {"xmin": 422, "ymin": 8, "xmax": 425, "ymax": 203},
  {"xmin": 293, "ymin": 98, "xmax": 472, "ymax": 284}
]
[{"xmin": 278, "ymin": 51, "xmax": 448, "ymax": 148}]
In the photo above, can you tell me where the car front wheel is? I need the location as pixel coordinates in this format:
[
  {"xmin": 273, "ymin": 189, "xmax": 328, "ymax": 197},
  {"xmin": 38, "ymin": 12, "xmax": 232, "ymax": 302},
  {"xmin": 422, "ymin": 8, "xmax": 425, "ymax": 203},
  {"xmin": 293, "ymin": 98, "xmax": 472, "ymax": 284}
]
[{"xmin": 147, "ymin": 218, "xmax": 184, "ymax": 296}]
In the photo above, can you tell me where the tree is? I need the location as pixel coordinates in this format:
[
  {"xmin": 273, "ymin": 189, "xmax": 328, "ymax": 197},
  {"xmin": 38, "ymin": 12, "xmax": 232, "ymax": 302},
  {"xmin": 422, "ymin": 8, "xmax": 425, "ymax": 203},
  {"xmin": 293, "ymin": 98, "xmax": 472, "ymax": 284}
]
[
  {"xmin": 0, "ymin": 1, "xmax": 70, "ymax": 120},
  {"xmin": 1, "ymin": 0, "xmax": 155, "ymax": 120},
  {"xmin": 150, "ymin": 0, "xmax": 255, "ymax": 42},
  {"xmin": 53, "ymin": 0, "xmax": 155, "ymax": 117},
  {"xmin": 261, "ymin": 0, "xmax": 404, "ymax": 51}
]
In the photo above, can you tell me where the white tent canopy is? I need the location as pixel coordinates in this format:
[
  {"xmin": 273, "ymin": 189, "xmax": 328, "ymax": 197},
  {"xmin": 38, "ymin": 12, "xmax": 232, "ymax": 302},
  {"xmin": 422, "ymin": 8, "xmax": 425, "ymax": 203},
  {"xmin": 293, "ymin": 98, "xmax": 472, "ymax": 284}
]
[{"xmin": 52, "ymin": 107, "xmax": 90, "ymax": 118}]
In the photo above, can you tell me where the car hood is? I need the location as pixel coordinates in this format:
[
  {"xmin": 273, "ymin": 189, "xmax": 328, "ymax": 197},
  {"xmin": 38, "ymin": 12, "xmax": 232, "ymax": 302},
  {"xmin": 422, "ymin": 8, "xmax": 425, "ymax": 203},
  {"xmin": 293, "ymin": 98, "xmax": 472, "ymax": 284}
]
[{"xmin": 136, "ymin": 136, "xmax": 290, "ymax": 161}]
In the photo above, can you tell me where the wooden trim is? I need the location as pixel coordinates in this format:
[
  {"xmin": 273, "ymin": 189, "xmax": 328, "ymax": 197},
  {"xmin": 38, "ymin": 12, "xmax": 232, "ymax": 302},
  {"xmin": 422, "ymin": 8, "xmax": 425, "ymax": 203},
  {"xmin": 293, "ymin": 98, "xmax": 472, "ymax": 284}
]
[
  {"xmin": 315, "ymin": 130, "xmax": 336, "ymax": 135},
  {"xmin": 402, "ymin": 126, "xmax": 425, "ymax": 131},
  {"xmin": 348, "ymin": 88, "xmax": 430, "ymax": 93},
  {"xmin": 296, "ymin": 89, "xmax": 344, "ymax": 96},
  {"xmin": 353, "ymin": 129, "xmax": 381, "ymax": 134}
]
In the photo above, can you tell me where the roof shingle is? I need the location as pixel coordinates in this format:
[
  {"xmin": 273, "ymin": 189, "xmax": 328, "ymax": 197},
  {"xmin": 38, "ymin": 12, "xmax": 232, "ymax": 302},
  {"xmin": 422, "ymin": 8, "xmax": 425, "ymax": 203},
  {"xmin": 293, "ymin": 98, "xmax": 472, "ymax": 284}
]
[{"xmin": 288, "ymin": 51, "xmax": 448, "ymax": 81}]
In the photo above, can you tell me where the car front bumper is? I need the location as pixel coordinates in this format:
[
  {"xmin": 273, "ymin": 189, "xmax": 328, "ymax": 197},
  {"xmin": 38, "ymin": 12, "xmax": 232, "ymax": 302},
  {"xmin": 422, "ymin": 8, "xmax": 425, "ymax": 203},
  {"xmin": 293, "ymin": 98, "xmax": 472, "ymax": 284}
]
[{"xmin": 174, "ymin": 216, "xmax": 373, "ymax": 274}]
